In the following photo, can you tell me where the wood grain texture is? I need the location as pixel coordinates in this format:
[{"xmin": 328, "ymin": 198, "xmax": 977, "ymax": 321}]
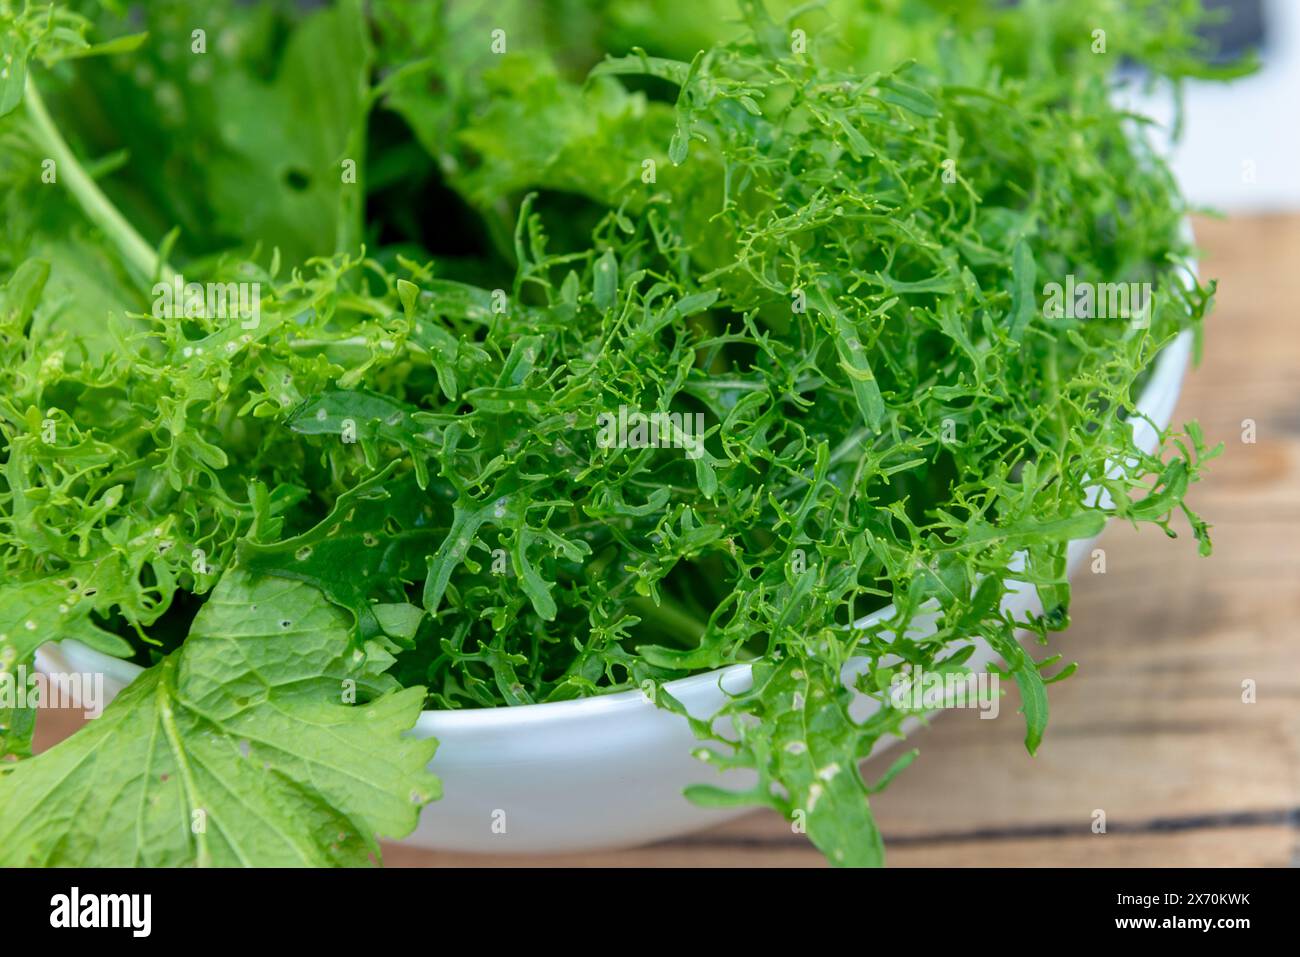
[{"xmin": 32, "ymin": 214, "xmax": 1300, "ymax": 867}]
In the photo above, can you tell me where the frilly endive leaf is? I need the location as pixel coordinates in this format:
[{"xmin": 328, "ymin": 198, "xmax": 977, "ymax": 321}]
[{"xmin": 684, "ymin": 656, "xmax": 886, "ymax": 867}]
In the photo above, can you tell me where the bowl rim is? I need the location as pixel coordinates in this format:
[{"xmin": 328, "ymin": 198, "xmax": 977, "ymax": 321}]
[{"xmin": 36, "ymin": 327, "xmax": 1194, "ymax": 732}]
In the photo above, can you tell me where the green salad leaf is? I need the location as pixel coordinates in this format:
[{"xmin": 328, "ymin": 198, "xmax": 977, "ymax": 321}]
[
  {"xmin": 0, "ymin": 572, "xmax": 438, "ymax": 866},
  {"xmin": 0, "ymin": 0, "xmax": 1238, "ymax": 866}
]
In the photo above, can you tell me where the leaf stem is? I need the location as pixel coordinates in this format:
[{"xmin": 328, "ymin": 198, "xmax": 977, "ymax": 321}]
[
  {"xmin": 23, "ymin": 76, "xmax": 175, "ymax": 286},
  {"xmin": 630, "ymin": 594, "xmax": 707, "ymax": 647}
]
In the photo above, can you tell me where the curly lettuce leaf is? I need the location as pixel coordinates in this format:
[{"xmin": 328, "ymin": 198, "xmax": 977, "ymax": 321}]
[{"xmin": 684, "ymin": 656, "xmax": 886, "ymax": 866}]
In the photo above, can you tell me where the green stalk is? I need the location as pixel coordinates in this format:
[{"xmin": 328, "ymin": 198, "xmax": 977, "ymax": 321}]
[
  {"xmin": 23, "ymin": 76, "xmax": 175, "ymax": 286},
  {"xmin": 629, "ymin": 594, "xmax": 707, "ymax": 648}
]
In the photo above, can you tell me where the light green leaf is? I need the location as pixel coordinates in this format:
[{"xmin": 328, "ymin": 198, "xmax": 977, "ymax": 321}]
[
  {"xmin": 0, "ymin": 572, "xmax": 439, "ymax": 866},
  {"xmin": 1007, "ymin": 239, "xmax": 1036, "ymax": 342}
]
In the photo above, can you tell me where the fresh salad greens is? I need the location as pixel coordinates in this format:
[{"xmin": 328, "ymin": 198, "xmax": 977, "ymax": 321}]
[{"xmin": 0, "ymin": 0, "xmax": 1238, "ymax": 867}]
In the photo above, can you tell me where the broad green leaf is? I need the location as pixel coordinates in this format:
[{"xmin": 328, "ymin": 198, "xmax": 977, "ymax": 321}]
[
  {"xmin": 0, "ymin": 571, "xmax": 439, "ymax": 866},
  {"xmin": 239, "ymin": 466, "xmax": 440, "ymax": 645},
  {"xmin": 0, "ymin": 32, "xmax": 29, "ymax": 119}
]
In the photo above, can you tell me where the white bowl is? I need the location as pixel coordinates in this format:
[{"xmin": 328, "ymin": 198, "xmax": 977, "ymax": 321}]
[{"xmin": 36, "ymin": 329, "xmax": 1193, "ymax": 854}]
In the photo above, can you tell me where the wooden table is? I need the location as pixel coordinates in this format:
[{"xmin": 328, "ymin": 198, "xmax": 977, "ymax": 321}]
[{"xmin": 34, "ymin": 213, "xmax": 1300, "ymax": 867}]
